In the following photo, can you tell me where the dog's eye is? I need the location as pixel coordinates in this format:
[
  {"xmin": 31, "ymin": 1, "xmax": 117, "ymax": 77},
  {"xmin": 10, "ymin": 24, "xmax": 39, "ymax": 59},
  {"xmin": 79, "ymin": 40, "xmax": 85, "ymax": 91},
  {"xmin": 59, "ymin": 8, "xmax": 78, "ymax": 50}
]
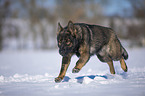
[
  {"xmin": 59, "ymin": 42, "xmax": 61, "ymax": 45},
  {"xmin": 58, "ymin": 40, "xmax": 62, "ymax": 45},
  {"xmin": 66, "ymin": 41, "xmax": 71, "ymax": 45}
]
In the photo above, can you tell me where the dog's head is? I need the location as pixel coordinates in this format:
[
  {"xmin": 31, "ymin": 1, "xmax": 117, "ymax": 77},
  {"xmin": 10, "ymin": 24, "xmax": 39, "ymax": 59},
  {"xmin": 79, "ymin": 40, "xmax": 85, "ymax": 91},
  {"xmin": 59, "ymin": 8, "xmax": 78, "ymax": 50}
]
[{"xmin": 57, "ymin": 21, "xmax": 78, "ymax": 56}]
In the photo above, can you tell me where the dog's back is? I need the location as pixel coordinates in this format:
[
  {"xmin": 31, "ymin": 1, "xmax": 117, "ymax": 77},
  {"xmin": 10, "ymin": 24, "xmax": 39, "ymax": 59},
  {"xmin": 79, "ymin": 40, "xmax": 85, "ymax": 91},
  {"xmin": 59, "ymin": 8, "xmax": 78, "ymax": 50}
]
[{"xmin": 74, "ymin": 23, "xmax": 128, "ymax": 62}]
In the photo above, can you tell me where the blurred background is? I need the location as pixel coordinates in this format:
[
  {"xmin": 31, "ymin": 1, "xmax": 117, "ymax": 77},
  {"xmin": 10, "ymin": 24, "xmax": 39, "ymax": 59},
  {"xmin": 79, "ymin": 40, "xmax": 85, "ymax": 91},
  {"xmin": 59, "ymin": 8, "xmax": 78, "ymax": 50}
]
[{"xmin": 0, "ymin": 0, "xmax": 145, "ymax": 51}]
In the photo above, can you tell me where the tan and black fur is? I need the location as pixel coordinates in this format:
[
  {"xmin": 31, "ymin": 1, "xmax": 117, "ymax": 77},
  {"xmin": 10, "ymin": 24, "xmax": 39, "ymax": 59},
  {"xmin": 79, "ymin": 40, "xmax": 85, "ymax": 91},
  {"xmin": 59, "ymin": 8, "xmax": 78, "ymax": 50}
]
[{"xmin": 55, "ymin": 21, "xmax": 128, "ymax": 83}]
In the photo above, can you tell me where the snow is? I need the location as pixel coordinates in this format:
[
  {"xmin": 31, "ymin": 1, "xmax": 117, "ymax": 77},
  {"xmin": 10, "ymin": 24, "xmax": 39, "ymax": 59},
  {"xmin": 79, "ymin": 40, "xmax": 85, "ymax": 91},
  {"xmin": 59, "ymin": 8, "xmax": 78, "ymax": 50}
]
[{"xmin": 0, "ymin": 48, "xmax": 145, "ymax": 96}]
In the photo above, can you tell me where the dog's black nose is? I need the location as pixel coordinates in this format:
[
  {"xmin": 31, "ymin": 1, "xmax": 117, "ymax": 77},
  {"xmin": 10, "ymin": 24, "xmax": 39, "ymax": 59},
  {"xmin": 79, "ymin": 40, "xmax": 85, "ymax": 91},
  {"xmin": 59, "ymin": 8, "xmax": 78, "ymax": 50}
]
[
  {"xmin": 59, "ymin": 50, "xmax": 65, "ymax": 56},
  {"xmin": 59, "ymin": 49, "xmax": 68, "ymax": 57}
]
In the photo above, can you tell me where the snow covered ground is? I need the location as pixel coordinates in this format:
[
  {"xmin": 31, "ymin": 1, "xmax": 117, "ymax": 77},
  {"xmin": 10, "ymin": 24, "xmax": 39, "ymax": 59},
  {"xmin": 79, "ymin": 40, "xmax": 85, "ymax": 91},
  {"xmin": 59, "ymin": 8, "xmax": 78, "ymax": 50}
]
[{"xmin": 0, "ymin": 47, "xmax": 145, "ymax": 96}]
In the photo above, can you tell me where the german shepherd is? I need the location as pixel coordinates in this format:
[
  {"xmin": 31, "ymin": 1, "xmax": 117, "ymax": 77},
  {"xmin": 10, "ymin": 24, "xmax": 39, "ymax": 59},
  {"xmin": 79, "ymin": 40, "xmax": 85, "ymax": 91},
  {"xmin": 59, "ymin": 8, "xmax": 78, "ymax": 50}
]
[{"xmin": 55, "ymin": 21, "xmax": 128, "ymax": 83}]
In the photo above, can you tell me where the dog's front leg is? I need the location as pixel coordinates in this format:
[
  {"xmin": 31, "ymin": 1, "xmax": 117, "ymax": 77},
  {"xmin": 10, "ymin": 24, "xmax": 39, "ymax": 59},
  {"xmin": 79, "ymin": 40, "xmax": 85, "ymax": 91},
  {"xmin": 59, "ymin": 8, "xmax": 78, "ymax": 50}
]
[
  {"xmin": 72, "ymin": 50, "xmax": 90, "ymax": 73},
  {"xmin": 55, "ymin": 55, "xmax": 72, "ymax": 83}
]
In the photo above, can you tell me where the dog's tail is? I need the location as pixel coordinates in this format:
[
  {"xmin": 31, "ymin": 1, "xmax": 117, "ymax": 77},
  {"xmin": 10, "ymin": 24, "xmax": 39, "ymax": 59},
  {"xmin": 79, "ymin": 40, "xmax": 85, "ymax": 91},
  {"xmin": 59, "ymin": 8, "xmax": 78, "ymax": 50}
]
[{"xmin": 122, "ymin": 47, "xmax": 128, "ymax": 60}]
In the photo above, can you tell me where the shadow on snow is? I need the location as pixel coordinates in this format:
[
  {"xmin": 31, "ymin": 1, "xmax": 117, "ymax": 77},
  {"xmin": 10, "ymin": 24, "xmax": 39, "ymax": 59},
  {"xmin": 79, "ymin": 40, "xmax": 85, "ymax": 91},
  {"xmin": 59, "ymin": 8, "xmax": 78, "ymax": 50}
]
[
  {"xmin": 62, "ymin": 72, "xmax": 128, "ymax": 84},
  {"xmin": 62, "ymin": 74, "xmax": 108, "ymax": 84},
  {"xmin": 75, "ymin": 75, "xmax": 108, "ymax": 84}
]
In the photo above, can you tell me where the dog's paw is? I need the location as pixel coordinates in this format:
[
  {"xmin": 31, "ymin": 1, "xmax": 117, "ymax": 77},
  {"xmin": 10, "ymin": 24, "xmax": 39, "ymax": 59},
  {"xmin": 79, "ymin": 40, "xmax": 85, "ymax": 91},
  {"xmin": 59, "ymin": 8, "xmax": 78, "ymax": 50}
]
[
  {"xmin": 55, "ymin": 77, "xmax": 62, "ymax": 83},
  {"xmin": 72, "ymin": 68, "xmax": 80, "ymax": 73},
  {"xmin": 124, "ymin": 66, "xmax": 128, "ymax": 72}
]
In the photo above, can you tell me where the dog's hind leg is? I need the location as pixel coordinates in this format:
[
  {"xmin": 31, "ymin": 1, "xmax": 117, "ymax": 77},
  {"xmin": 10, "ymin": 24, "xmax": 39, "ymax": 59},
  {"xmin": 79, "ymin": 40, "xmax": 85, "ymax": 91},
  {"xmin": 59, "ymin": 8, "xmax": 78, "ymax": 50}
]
[
  {"xmin": 120, "ymin": 57, "xmax": 128, "ymax": 72},
  {"xmin": 107, "ymin": 60, "xmax": 115, "ymax": 74}
]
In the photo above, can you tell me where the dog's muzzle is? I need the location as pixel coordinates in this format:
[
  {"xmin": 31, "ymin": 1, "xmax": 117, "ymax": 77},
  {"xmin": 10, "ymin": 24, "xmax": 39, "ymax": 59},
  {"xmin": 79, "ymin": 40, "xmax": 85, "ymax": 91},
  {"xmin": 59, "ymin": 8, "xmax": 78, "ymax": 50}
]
[{"xmin": 59, "ymin": 49, "xmax": 69, "ymax": 56}]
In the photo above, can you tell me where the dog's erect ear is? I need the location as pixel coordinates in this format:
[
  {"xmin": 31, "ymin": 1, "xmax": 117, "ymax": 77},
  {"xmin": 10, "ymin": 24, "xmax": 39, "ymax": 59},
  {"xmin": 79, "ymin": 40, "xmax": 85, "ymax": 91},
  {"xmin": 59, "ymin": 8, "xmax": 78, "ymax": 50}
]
[
  {"xmin": 68, "ymin": 20, "xmax": 74, "ymax": 32},
  {"xmin": 68, "ymin": 20, "xmax": 76, "ymax": 36},
  {"xmin": 57, "ymin": 22, "xmax": 63, "ymax": 35}
]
